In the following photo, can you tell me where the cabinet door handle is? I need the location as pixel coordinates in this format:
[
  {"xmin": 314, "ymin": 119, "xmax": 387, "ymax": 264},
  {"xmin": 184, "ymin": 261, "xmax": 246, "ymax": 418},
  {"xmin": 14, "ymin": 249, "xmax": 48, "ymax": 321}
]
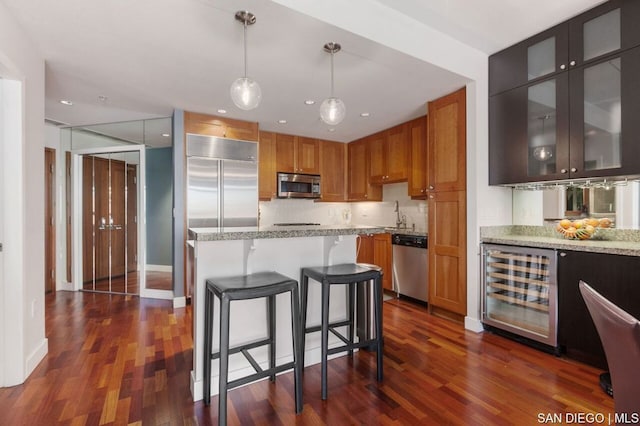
[
  {"xmin": 429, "ymin": 185, "xmax": 434, "ymax": 190},
  {"xmin": 560, "ymin": 64, "xmax": 566, "ymax": 70},
  {"xmin": 560, "ymin": 168, "xmax": 568, "ymax": 174},
  {"xmin": 560, "ymin": 252, "xmax": 567, "ymax": 257},
  {"xmin": 570, "ymin": 60, "xmax": 576, "ymax": 66},
  {"xmin": 570, "ymin": 167, "xmax": 577, "ymax": 173}
]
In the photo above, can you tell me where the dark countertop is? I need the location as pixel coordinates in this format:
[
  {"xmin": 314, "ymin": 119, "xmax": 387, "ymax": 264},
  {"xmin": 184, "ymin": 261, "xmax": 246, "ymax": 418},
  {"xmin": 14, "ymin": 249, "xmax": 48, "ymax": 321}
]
[
  {"xmin": 189, "ymin": 224, "xmax": 388, "ymax": 241},
  {"xmin": 481, "ymin": 225, "xmax": 640, "ymax": 257}
]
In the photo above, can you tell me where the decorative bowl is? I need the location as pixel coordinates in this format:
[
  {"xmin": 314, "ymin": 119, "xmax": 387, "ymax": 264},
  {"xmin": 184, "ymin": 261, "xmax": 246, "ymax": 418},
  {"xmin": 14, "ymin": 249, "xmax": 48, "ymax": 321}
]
[{"xmin": 556, "ymin": 217, "xmax": 613, "ymax": 240}]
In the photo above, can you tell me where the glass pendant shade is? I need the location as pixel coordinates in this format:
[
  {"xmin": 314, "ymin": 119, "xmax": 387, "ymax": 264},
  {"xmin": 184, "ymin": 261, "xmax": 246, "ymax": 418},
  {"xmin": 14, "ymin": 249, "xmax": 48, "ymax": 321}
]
[
  {"xmin": 320, "ymin": 97, "xmax": 346, "ymax": 125},
  {"xmin": 230, "ymin": 77, "xmax": 261, "ymax": 110}
]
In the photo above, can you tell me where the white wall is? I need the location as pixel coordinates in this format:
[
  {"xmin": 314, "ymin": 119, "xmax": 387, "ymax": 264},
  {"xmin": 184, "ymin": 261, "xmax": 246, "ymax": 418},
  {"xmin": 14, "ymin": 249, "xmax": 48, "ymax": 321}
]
[
  {"xmin": 0, "ymin": 0, "xmax": 47, "ymax": 386},
  {"xmin": 273, "ymin": 0, "xmax": 513, "ymax": 332}
]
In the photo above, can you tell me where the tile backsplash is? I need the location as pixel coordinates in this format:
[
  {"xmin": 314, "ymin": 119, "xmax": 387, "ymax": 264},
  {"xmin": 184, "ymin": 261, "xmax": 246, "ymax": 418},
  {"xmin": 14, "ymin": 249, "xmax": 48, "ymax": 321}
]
[{"xmin": 259, "ymin": 182, "xmax": 428, "ymax": 231}]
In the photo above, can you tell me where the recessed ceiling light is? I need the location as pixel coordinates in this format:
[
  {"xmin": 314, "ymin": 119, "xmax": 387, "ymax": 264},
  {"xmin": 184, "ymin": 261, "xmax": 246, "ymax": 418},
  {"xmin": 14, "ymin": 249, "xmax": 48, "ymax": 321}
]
[
  {"xmin": 360, "ymin": 112, "xmax": 370, "ymax": 117},
  {"xmin": 278, "ymin": 119, "xmax": 287, "ymax": 124},
  {"xmin": 328, "ymin": 128, "xmax": 336, "ymax": 132},
  {"xmin": 217, "ymin": 109, "xmax": 227, "ymax": 114},
  {"xmin": 304, "ymin": 100, "xmax": 315, "ymax": 105},
  {"xmin": 161, "ymin": 133, "xmax": 171, "ymax": 137},
  {"xmin": 98, "ymin": 95, "xmax": 108, "ymax": 102},
  {"xmin": 59, "ymin": 100, "xmax": 73, "ymax": 106}
]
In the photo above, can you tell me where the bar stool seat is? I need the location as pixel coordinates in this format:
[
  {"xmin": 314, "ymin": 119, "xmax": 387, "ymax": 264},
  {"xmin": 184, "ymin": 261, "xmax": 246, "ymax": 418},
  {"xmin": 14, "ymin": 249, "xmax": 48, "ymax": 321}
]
[
  {"xmin": 203, "ymin": 271, "xmax": 303, "ymax": 425},
  {"xmin": 300, "ymin": 263, "xmax": 384, "ymax": 400}
]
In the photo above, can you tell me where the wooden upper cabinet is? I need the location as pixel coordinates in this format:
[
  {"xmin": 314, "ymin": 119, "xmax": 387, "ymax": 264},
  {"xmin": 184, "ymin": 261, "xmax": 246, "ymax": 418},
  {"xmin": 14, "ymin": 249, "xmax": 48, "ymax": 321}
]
[
  {"xmin": 347, "ymin": 138, "xmax": 382, "ymax": 201},
  {"xmin": 319, "ymin": 140, "xmax": 346, "ymax": 202},
  {"xmin": 184, "ymin": 111, "xmax": 259, "ymax": 141},
  {"xmin": 258, "ymin": 131, "xmax": 277, "ymax": 200},
  {"xmin": 275, "ymin": 134, "xmax": 320, "ymax": 175},
  {"xmin": 408, "ymin": 116, "xmax": 428, "ymax": 197},
  {"xmin": 275, "ymin": 133, "xmax": 296, "ymax": 173},
  {"xmin": 428, "ymin": 87, "xmax": 466, "ymax": 192},
  {"xmin": 368, "ymin": 132, "xmax": 387, "ymax": 184},
  {"xmin": 369, "ymin": 125, "xmax": 409, "ymax": 184},
  {"xmin": 386, "ymin": 123, "xmax": 410, "ymax": 182}
]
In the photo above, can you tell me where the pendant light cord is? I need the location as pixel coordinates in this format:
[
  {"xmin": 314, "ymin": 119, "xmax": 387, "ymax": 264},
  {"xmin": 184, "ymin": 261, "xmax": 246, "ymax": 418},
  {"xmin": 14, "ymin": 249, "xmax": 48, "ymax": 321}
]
[
  {"xmin": 330, "ymin": 51, "xmax": 335, "ymax": 97},
  {"xmin": 243, "ymin": 21, "xmax": 248, "ymax": 78}
]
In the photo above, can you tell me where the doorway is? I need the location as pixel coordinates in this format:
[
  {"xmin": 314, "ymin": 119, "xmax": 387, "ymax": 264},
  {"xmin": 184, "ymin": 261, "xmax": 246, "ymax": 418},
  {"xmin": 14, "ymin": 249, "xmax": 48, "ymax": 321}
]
[{"xmin": 74, "ymin": 148, "xmax": 144, "ymax": 295}]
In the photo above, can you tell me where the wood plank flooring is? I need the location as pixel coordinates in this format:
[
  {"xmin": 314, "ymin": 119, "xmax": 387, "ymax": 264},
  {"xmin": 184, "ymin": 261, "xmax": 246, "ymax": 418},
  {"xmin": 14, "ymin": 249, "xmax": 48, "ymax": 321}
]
[{"xmin": 0, "ymin": 293, "xmax": 613, "ymax": 425}]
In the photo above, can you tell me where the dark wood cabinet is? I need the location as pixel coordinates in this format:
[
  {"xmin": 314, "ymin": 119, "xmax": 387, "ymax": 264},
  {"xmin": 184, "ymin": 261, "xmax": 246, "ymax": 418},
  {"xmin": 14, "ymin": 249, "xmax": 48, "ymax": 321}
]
[
  {"xmin": 489, "ymin": 0, "xmax": 640, "ymax": 185},
  {"xmin": 557, "ymin": 250, "xmax": 640, "ymax": 369}
]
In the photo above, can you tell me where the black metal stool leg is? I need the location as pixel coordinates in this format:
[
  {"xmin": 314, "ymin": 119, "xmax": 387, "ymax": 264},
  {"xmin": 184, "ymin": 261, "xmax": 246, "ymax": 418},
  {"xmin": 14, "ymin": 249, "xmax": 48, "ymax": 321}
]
[
  {"xmin": 290, "ymin": 285, "xmax": 303, "ymax": 413},
  {"xmin": 374, "ymin": 275, "xmax": 384, "ymax": 382},
  {"xmin": 203, "ymin": 286, "xmax": 213, "ymax": 406},
  {"xmin": 321, "ymin": 281, "xmax": 330, "ymax": 400},
  {"xmin": 347, "ymin": 282, "xmax": 355, "ymax": 357},
  {"xmin": 218, "ymin": 296, "xmax": 231, "ymax": 426},
  {"xmin": 300, "ymin": 272, "xmax": 309, "ymax": 369},
  {"xmin": 268, "ymin": 294, "xmax": 276, "ymax": 381}
]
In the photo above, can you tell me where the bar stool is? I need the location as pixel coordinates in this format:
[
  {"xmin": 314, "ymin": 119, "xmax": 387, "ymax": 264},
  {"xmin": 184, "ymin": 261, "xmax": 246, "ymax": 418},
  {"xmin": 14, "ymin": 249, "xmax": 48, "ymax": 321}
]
[
  {"xmin": 300, "ymin": 263, "xmax": 383, "ymax": 400},
  {"xmin": 203, "ymin": 271, "xmax": 303, "ymax": 425}
]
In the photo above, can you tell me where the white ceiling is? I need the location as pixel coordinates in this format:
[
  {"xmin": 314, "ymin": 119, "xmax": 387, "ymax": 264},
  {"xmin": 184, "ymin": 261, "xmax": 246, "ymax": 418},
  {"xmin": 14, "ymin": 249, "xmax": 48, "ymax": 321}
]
[{"xmin": 3, "ymin": 0, "xmax": 606, "ymax": 143}]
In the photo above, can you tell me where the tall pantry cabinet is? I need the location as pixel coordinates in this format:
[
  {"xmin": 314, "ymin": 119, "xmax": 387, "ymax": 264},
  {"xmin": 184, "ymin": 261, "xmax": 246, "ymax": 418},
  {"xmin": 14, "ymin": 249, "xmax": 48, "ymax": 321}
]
[{"xmin": 427, "ymin": 88, "xmax": 467, "ymax": 320}]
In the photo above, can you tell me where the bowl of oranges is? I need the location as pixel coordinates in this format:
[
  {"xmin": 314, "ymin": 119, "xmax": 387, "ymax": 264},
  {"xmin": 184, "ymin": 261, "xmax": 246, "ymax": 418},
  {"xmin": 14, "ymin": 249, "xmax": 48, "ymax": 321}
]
[{"xmin": 556, "ymin": 217, "xmax": 613, "ymax": 240}]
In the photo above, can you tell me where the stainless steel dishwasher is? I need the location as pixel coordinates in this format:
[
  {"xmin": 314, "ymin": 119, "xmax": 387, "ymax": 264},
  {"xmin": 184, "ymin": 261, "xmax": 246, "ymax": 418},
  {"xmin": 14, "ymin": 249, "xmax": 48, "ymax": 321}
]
[{"xmin": 392, "ymin": 233, "xmax": 428, "ymax": 302}]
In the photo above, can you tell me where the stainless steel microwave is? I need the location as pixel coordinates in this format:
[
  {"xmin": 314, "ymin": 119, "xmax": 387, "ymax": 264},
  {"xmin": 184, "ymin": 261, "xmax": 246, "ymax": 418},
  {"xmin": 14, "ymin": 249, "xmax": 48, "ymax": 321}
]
[{"xmin": 277, "ymin": 172, "xmax": 321, "ymax": 199}]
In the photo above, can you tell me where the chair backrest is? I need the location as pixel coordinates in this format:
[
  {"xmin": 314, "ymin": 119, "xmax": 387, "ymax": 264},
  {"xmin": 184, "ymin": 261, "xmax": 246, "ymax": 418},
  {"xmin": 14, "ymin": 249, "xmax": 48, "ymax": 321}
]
[{"xmin": 579, "ymin": 280, "xmax": 640, "ymax": 416}]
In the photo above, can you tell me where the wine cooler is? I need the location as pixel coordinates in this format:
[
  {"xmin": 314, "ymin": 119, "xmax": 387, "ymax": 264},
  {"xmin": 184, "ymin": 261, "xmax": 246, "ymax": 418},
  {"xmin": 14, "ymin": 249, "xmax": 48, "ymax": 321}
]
[{"xmin": 481, "ymin": 244, "xmax": 558, "ymax": 348}]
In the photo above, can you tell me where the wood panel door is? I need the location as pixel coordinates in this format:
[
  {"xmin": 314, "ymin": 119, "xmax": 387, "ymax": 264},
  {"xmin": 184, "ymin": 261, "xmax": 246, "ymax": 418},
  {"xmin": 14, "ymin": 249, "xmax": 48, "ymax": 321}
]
[
  {"xmin": 408, "ymin": 116, "xmax": 428, "ymax": 197},
  {"xmin": 296, "ymin": 137, "xmax": 320, "ymax": 174},
  {"xmin": 126, "ymin": 165, "xmax": 137, "ymax": 273},
  {"xmin": 428, "ymin": 190, "xmax": 467, "ymax": 317},
  {"xmin": 428, "ymin": 87, "xmax": 466, "ymax": 192},
  {"xmin": 45, "ymin": 148, "xmax": 56, "ymax": 293},
  {"xmin": 275, "ymin": 133, "xmax": 296, "ymax": 173},
  {"xmin": 82, "ymin": 154, "xmax": 138, "ymax": 293},
  {"xmin": 367, "ymin": 132, "xmax": 387, "ymax": 184}
]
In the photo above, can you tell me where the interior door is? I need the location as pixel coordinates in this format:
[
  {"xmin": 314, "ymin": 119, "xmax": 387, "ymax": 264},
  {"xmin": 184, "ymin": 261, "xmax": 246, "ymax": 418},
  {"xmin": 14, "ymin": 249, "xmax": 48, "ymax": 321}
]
[
  {"xmin": 44, "ymin": 148, "xmax": 56, "ymax": 293},
  {"xmin": 82, "ymin": 151, "xmax": 139, "ymax": 294}
]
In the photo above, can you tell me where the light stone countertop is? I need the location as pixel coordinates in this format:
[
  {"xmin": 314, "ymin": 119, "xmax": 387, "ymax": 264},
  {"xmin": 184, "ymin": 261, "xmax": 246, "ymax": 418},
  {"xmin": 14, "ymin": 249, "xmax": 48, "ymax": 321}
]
[
  {"xmin": 188, "ymin": 224, "xmax": 387, "ymax": 241},
  {"xmin": 481, "ymin": 225, "xmax": 640, "ymax": 257}
]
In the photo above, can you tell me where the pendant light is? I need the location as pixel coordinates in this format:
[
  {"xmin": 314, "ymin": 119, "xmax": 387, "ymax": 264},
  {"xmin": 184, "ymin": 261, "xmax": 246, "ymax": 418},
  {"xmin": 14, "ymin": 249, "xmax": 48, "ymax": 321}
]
[
  {"xmin": 230, "ymin": 11, "xmax": 261, "ymax": 110},
  {"xmin": 320, "ymin": 42, "xmax": 346, "ymax": 125}
]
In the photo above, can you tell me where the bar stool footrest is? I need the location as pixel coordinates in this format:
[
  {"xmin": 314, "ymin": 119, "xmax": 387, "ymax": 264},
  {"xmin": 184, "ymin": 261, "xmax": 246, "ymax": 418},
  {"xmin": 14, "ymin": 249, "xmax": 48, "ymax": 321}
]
[
  {"xmin": 211, "ymin": 337, "xmax": 272, "ymax": 360},
  {"xmin": 228, "ymin": 361, "xmax": 297, "ymax": 390}
]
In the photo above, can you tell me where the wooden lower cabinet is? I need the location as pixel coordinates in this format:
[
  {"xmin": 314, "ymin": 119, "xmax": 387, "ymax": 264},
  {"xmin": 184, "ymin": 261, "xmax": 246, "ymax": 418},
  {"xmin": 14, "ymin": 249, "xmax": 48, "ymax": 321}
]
[
  {"xmin": 357, "ymin": 233, "xmax": 392, "ymax": 291},
  {"xmin": 428, "ymin": 190, "xmax": 467, "ymax": 318},
  {"xmin": 558, "ymin": 250, "xmax": 640, "ymax": 369}
]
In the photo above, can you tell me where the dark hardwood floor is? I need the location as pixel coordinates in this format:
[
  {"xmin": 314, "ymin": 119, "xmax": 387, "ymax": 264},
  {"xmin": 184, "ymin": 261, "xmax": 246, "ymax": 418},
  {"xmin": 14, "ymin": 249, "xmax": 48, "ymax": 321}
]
[
  {"xmin": 0, "ymin": 292, "xmax": 613, "ymax": 425},
  {"xmin": 83, "ymin": 271, "xmax": 173, "ymax": 294}
]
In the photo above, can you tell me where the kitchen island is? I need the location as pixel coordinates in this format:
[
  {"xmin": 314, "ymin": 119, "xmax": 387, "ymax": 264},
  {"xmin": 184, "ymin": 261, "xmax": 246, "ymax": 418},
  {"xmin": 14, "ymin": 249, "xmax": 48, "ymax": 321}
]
[{"xmin": 188, "ymin": 224, "xmax": 386, "ymax": 401}]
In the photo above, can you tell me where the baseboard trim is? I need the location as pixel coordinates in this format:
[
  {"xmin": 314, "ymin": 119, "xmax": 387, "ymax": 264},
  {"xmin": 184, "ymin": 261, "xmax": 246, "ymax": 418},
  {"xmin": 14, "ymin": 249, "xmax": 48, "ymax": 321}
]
[
  {"xmin": 140, "ymin": 288, "xmax": 174, "ymax": 300},
  {"xmin": 464, "ymin": 316, "xmax": 484, "ymax": 333},
  {"xmin": 146, "ymin": 264, "xmax": 173, "ymax": 273},
  {"xmin": 26, "ymin": 338, "xmax": 48, "ymax": 378},
  {"xmin": 57, "ymin": 281, "xmax": 73, "ymax": 292},
  {"xmin": 173, "ymin": 296, "xmax": 186, "ymax": 308}
]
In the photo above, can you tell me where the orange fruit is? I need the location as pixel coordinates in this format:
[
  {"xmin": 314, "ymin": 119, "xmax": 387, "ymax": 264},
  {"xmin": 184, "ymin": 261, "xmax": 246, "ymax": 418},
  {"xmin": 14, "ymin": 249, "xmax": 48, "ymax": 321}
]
[
  {"xmin": 599, "ymin": 218, "xmax": 612, "ymax": 228},
  {"xmin": 573, "ymin": 220, "xmax": 584, "ymax": 229},
  {"xmin": 587, "ymin": 218, "xmax": 600, "ymax": 227},
  {"xmin": 559, "ymin": 219, "xmax": 572, "ymax": 229}
]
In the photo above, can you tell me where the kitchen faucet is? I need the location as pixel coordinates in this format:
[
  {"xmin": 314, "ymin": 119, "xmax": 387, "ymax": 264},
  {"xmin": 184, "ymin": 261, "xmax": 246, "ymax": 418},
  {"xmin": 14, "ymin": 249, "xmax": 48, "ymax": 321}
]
[{"xmin": 394, "ymin": 200, "xmax": 407, "ymax": 229}]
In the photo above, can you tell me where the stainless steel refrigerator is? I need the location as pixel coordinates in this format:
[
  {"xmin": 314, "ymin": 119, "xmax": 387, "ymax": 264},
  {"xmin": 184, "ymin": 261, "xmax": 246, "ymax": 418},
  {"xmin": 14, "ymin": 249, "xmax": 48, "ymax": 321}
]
[{"xmin": 186, "ymin": 134, "xmax": 258, "ymax": 228}]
